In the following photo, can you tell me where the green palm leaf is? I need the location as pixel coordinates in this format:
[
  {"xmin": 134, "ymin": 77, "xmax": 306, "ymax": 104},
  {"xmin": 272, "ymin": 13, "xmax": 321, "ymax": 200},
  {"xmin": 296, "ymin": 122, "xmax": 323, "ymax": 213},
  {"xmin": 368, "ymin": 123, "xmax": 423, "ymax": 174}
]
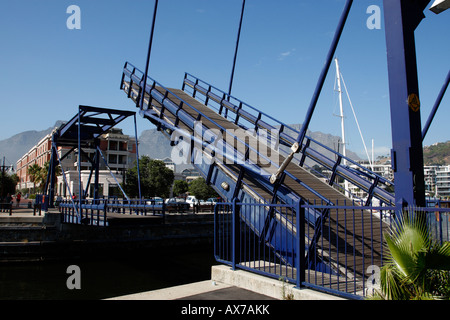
[{"xmin": 368, "ymin": 208, "xmax": 450, "ymax": 300}]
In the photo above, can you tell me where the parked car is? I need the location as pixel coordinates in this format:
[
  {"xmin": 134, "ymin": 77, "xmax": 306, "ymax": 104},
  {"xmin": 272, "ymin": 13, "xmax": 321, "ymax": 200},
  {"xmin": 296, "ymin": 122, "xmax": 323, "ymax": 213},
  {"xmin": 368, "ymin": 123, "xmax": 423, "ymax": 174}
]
[
  {"xmin": 195, "ymin": 199, "xmax": 215, "ymax": 212},
  {"xmin": 205, "ymin": 197, "xmax": 218, "ymax": 205},
  {"xmin": 165, "ymin": 198, "xmax": 189, "ymax": 212},
  {"xmin": 146, "ymin": 197, "xmax": 164, "ymax": 205}
]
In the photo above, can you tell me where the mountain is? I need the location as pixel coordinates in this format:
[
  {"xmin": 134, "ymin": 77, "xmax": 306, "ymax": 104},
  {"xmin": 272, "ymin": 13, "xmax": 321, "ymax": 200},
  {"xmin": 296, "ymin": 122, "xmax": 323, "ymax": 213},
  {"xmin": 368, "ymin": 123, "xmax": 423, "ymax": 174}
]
[
  {"xmin": 0, "ymin": 120, "xmax": 361, "ymax": 171},
  {"xmin": 0, "ymin": 121, "xmax": 64, "ymax": 165},
  {"xmin": 423, "ymin": 141, "xmax": 450, "ymax": 165},
  {"xmin": 282, "ymin": 123, "xmax": 361, "ymax": 163}
]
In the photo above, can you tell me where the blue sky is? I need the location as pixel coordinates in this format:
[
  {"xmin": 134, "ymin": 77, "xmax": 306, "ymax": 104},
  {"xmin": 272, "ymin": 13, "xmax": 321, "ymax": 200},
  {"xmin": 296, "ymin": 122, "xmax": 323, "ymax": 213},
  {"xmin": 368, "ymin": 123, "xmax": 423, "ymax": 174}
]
[{"xmin": 0, "ymin": 0, "xmax": 448, "ymax": 160}]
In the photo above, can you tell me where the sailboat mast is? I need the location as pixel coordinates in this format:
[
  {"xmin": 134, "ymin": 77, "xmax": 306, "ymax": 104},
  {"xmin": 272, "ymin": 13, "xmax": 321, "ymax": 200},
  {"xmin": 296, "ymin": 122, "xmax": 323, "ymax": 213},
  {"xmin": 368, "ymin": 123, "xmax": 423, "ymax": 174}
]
[
  {"xmin": 335, "ymin": 57, "xmax": 349, "ymax": 197},
  {"xmin": 335, "ymin": 58, "xmax": 347, "ymax": 160}
]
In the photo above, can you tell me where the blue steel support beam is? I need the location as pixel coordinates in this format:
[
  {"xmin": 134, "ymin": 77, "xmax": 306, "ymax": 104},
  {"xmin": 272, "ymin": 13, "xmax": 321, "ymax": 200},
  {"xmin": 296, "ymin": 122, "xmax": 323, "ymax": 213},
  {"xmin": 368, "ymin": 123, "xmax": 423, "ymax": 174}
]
[
  {"xmin": 78, "ymin": 107, "xmax": 82, "ymax": 221},
  {"xmin": 139, "ymin": 0, "xmax": 159, "ymax": 111},
  {"xmin": 296, "ymin": 0, "xmax": 353, "ymax": 148},
  {"xmin": 383, "ymin": 0, "xmax": 430, "ymax": 208},
  {"xmin": 93, "ymin": 139, "xmax": 100, "ymax": 201},
  {"xmin": 422, "ymin": 70, "xmax": 450, "ymax": 140},
  {"xmin": 43, "ymin": 141, "xmax": 58, "ymax": 208},
  {"xmin": 133, "ymin": 114, "xmax": 142, "ymax": 201},
  {"xmin": 271, "ymin": 0, "xmax": 353, "ymax": 184},
  {"xmin": 228, "ymin": 0, "xmax": 246, "ymax": 96}
]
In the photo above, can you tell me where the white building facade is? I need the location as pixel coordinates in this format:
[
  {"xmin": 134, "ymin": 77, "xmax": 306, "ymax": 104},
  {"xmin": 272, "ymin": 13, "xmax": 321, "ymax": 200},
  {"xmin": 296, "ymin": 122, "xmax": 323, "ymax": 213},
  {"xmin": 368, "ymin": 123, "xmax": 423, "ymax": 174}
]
[{"xmin": 56, "ymin": 128, "xmax": 137, "ymax": 199}]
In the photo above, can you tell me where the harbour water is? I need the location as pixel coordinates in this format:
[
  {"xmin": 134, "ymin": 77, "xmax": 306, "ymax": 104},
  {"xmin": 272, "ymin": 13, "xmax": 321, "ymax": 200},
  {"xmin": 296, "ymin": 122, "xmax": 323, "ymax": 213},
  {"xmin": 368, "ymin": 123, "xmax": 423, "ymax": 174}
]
[{"xmin": 0, "ymin": 243, "xmax": 216, "ymax": 300}]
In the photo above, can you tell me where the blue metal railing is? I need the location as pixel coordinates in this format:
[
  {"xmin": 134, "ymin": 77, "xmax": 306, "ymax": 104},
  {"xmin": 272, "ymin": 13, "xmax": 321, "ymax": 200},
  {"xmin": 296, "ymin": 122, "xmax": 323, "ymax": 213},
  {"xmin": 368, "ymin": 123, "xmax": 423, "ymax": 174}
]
[
  {"xmin": 214, "ymin": 199, "xmax": 303, "ymax": 283},
  {"xmin": 121, "ymin": 62, "xmax": 345, "ymax": 267},
  {"xmin": 214, "ymin": 200, "xmax": 450, "ymax": 299},
  {"xmin": 121, "ymin": 62, "xmax": 333, "ymax": 207},
  {"xmin": 58, "ymin": 198, "xmax": 165, "ymax": 226},
  {"xmin": 182, "ymin": 73, "xmax": 395, "ymax": 206}
]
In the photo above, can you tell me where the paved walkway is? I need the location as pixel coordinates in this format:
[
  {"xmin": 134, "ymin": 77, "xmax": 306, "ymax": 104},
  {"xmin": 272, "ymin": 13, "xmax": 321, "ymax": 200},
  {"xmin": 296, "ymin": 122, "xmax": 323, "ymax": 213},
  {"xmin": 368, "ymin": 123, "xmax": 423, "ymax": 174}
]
[
  {"xmin": 0, "ymin": 201, "xmax": 43, "ymax": 219},
  {"xmin": 109, "ymin": 265, "xmax": 343, "ymax": 300},
  {"xmin": 108, "ymin": 280, "xmax": 276, "ymax": 300}
]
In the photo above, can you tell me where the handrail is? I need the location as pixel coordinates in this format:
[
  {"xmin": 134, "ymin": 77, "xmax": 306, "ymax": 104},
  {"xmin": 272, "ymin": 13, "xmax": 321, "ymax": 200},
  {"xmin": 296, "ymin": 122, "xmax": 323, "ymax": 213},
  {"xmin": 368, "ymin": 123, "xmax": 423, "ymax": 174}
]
[
  {"xmin": 182, "ymin": 73, "xmax": 395, "ymax": 205},
  {"xmin": 122, "ymin": 62, "xmax": 332, "ymax": 205},
  {"xmin": 136, "ymin": 106, "xmax": 281, "ymax": 205},
  {"xmin": 59, "ymin": 198, "xmax": 165, "ymax": 226},
  {"xmin": 183, "ymin": 72, "xmax": 390, "ymax": 183}
]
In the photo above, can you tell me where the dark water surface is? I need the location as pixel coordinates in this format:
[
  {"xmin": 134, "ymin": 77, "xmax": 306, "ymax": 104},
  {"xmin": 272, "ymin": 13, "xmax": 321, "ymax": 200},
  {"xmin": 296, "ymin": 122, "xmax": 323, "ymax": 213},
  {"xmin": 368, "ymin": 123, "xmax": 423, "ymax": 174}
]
[{"xmin": 0, "ymin": 243, "xmax": 217, "ymax": 300}]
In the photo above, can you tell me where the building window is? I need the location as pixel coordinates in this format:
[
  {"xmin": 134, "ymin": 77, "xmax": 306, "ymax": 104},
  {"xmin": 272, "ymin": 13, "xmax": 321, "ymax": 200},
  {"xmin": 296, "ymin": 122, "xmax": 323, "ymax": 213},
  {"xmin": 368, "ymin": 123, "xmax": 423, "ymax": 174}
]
[{"xmin": 109, "ymin": 140, "xmax": 118, "ymax": 151}]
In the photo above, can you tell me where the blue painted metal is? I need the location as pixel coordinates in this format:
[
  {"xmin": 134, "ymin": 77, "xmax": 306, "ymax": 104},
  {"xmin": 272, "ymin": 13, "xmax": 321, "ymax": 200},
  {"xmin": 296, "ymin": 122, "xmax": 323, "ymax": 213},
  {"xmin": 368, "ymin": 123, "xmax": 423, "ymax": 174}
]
[
  {"xmin": 46, "ymin": 106, "xmax": 136, "ymax": 222},
  {"xmin": 52, "ymin": 140, "xmax": 78, "ymax": 217},
  {"xmin": 96, "ymin": 146, "xmax": 130, "ymax": 200},
  {"xmin": 383, "ymin": 0, "xmax": 430, "ymax": 208},
  {"xmin": 215, "ymin": 199, "xmax": 450, "ymax": 298},
  {"xmin": 118, "ymin": 0, "xmax": 450, "ymax": 299},
  {"xmin": 296, "ymin": 0, "xmax": 353, "ymax": 149},
  {"xmin": 139, "ymin": 0, "xmax": 159, "ymax": 114},
  {"xmin": 228, "ymin": 0, "xmax": 246, "ymax": 96},
  {"xmin": 78, "ymin": 106, "xmax": 82, "ymax": 221},
  {"xmin": 182, "ymin": 73, "xmax": 395, "ymax": 206},
  {"xmin": 133, "ymin": 114, "xmax": 142, "ymax": 201},
  {"xmin": 422, "ymin": 70, "xmax": 450, "ymax": 140},
  {"xmin": 122, "ymin": 64, "xmax": 309, "ymax": 272},
  {"xmin": 120, "ymin": 62, "xmax": 395, "ymax": 281},
  {"xmin": 58, "ymin": 198, "xmax": 165, "ymax": 227}
]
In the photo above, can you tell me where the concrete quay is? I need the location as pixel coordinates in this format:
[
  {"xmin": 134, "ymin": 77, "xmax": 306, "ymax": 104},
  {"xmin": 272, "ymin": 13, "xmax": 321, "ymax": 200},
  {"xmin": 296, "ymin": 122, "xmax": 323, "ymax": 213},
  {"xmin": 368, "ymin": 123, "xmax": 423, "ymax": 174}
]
[{"xmin": 108, "ymin": 265, "xmax": 344, "ymax": 300}]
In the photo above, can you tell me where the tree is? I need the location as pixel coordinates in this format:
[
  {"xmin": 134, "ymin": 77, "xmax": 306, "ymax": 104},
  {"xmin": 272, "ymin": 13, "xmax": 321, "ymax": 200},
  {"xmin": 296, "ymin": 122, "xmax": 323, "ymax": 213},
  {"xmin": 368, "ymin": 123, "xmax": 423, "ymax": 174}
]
[
  {"xmin": 173, "ymin": 180, "xmax": 189, "ymax": 197},
  {"xmin": 0, "ymin": 173, "xmax": 18, "ymax": 198},
  {"xmin": 40, "ymin": 161, "xmax": 61, "ymax": 192},
  {"xmin": 369, "ymin": 209, "xmax": 450, "ymax": 300},
  {"xmin": 27, "ymin": 164, "xmax": 42, "ymax": 194},
  {"xmin": 188, "ymin": 178, "xmax": 218, "ymax": 200},
  {"xmin": 123, "ymin": 156, "xmax": 174, "ymax": 199}
]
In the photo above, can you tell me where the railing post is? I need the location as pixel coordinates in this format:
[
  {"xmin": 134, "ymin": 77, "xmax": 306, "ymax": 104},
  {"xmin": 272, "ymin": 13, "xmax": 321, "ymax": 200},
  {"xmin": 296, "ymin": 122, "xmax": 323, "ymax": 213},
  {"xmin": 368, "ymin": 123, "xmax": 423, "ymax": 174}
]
[
  {"xmin": 232, "ymin": 198, "xmax": 240, "ymax": 270},
  {"xmin": 296, "ymin": 199, "xmax": 306, "ymax": 288}
]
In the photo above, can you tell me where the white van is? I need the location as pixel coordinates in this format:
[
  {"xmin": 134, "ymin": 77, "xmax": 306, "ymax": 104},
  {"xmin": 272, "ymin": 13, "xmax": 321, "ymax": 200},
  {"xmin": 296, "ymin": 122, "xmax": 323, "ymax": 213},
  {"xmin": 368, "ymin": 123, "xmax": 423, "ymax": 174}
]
[{"xmin": 185, "ymin": 195, "xmax": 198, "ymax": 208}]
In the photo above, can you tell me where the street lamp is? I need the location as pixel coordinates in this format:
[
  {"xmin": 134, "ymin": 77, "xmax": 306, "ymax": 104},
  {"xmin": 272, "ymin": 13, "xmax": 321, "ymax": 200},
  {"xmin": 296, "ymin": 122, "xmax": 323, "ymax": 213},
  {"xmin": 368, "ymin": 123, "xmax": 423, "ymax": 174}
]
[{"xmin": 430, "ymin": 0, "xmax": 450, "ymax": 14}]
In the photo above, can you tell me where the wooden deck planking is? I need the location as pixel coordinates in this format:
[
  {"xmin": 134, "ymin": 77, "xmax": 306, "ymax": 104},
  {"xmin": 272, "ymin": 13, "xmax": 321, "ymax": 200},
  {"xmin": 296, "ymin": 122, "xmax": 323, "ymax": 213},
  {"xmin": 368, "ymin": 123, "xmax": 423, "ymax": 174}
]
[{"xmin": 123, "ymin": 81, "xmax": 387, "ymax": 280}]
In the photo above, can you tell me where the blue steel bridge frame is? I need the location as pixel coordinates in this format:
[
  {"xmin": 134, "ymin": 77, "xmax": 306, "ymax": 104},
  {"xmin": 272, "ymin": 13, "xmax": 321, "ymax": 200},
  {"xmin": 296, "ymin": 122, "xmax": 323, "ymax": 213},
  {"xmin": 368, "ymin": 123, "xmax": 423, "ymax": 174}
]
[
  {"xmin": 35, "ymin": 0, "xmax": 449, "ymax": 298},
  {"xmin": 281, "ymin": 0, "xmax": 449, "ymax": 211},
  {"xmin": 42, "ymin": 106, "xmax": 139, "ymax": 217},
  {"xmin": 42, "ymin": 0, "xmax": 449, "ymax": 217}
]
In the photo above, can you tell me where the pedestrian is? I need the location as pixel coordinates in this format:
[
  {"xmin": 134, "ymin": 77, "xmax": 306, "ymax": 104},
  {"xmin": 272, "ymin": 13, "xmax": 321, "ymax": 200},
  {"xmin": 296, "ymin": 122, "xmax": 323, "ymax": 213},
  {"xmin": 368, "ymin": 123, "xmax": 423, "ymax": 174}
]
[
  {"xmin": 6, "ymin": 193, "xmax": 12, "ymax": 210},
  {"xmin": 16, "ymin": 192, "xmax": 21, "ymax": 208}
]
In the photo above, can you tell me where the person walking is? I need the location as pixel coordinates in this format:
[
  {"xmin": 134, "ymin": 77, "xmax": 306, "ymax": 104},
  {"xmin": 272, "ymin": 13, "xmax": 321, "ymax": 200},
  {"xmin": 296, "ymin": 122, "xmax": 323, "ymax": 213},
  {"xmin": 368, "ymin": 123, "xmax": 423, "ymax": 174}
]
[
  {"xmin": 6, "ymin": 193, "xmax": 12, "ymax": 206},
  {"xmin": 16, "ymin": 192, "xmax": 21, "ymax": 208}
]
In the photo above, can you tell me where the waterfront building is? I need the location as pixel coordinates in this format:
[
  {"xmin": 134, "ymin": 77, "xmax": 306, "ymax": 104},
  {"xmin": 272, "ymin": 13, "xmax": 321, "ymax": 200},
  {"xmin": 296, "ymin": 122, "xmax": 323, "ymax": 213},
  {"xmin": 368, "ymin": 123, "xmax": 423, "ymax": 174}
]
[
  {"xmin": 16, "ymin": 131, "xmax": 55, "ymax": 192},
  {"xmin": 56, "ymin": 128, "xmax": 137, "ymax": 199},
  {"xmin": 424, "ymin": 165, "xmax": 440, "ymax": 196},
  {"xmin": 181, "ymin": 168, "xmax": 202, "ymax": 183},
  {"xmin": 16, "ymin": 128, "xmax": 137, "ymax": 199},
  {"xmin": 436, "ymin": 165, "xmax": 450, "ymax": 199}
]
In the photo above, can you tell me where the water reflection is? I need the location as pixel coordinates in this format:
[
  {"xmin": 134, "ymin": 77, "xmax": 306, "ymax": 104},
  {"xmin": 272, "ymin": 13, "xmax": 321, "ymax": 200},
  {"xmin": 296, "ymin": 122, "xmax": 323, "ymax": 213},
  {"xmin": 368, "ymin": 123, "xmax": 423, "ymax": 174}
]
[{"xmin": 0, "ymin": 244, "xmax": 216, "ymax": 300}]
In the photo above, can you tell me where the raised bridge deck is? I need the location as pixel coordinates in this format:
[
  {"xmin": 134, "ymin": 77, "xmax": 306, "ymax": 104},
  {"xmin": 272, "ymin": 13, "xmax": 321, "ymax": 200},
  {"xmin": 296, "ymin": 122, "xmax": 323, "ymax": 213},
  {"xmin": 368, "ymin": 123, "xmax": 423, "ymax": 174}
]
[{"xmin": 123, "ymin": 78, "xmax": 388, "ymax": 282}]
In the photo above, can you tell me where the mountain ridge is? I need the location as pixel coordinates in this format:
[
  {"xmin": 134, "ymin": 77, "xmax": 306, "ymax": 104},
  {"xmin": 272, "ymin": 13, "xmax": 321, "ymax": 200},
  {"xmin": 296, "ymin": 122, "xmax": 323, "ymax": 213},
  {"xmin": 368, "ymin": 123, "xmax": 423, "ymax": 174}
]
[
  {"xmin": 0, "ymin": 121, "xmax": 360, "ymax": 171},
  {"xmin": 4, "ymin": 122, "xmax": 447, "ymax": 171},
  {"xmin": 423, "ymin": 141, "xmax": 450, "ymax": 166}
]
